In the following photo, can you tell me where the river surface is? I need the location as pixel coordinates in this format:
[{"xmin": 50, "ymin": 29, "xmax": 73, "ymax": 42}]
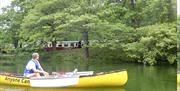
[{"xmin": 0, "ymin": 57, "xmax": 176, "ymax": 91}]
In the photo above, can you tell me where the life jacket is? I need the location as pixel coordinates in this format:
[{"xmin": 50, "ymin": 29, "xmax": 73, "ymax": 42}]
[{"xmin": 23, "ymin": 60, "xmax": 40, "ymax": 76}]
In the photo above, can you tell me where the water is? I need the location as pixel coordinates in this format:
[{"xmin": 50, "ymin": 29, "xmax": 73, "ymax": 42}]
[
  {"xmin": 0, "ymin": 58, "xmax": 176, "ymax": 91},
  {"xmin": 0, "ymin": 85, "xmax": 125, "ymax": 91}
]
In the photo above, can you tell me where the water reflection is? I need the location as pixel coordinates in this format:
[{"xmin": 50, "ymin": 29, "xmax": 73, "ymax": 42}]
[
  {"xmin": 125, "ymin": 64, "xmax": 176, "ymax": 91},
  {"xmin": 0, "ymin": 84, "xmax": 125, "ymax": 91},
  {"xmin": 178, "ymin": 84, "xmax": 180, "ymax": 91}
]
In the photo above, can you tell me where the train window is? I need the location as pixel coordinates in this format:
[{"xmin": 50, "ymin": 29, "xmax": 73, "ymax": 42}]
[
  {"xmin": 64, "ymin": 43, "xmax": 68, "ymax": 47},
  {"xmin": 71, "ymin": 43, "xmax": 74, "ymax": 47},
  {"xmin": 58, "ymin": 44, "xmax": 62, "ymax": 47},
  {"xmin": 49, "ymin": 44, "xmax": 52, "ymax": 47}
]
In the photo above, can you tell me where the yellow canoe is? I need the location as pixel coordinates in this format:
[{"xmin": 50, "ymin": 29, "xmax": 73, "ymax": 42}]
[
  {"xmin": 75, "ymin": 70, "xmax": 128, "ymax": 87},
  {"xmin": 178, "ymin": 73, "xmax": 180, "ymax": 83},
  {"xmin": 0, "ymin": 70, "xmax": 128, "ymax": 87},
  {"xmin": 0, "ymin": 84, "xmax": 125, "ymax": 91}
]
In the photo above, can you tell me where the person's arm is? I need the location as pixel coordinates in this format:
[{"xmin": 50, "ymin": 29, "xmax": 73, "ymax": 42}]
[
  {"xmin": 32, "ymin": 68, "xmax": 49, "ymax": 76},
  {"xmin": 37, "ymin": 61, "xmax": 44, "ymax": 71},
  {"xmin": 36, "ymin": 61, "xmax": 49, "ymax": 76}
]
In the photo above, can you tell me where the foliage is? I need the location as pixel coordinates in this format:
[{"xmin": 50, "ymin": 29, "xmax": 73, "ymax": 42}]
[
  {"xmin": 0, "ymin": 0, "xmax": 176, "ymax": 65},
  {"xmin": 123, "ymin": 23, "xmax": 176, "ymax": 65}
]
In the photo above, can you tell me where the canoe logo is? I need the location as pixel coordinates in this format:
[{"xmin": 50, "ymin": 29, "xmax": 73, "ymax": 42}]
[{"xmin": 5, "ymin": 76, "xmax": 30, "ymax": 83}]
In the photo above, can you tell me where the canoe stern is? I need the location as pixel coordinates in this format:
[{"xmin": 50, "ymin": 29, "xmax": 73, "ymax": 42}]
[{"xmin": 75, "ymin": 70, "xmax": 128, "ymax": 87}]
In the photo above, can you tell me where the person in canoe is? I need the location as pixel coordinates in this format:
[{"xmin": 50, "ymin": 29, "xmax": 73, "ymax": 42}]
[{"xmin": 23, "ymin": 53, "xmax": 49, "ymax": 77}]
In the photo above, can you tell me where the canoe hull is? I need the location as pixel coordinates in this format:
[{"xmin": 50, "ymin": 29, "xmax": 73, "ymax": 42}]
[
  {"xmin": 75, "ymin": 70, "xmax": 128, "ymax": 87},
  {"xmin": 0, "ymin": 75, "xmax": 30, "ymax": 86},
  {"xmin": 30, "ymin": 76, "xmax": 79, "ymax": 87},
  {"xmin": 178, "ymin": 74, "xmax": 180, "ymax": 83},
  {"xmin": 0, "ymin": 70, "xmax": 128, "ymax": 87}
]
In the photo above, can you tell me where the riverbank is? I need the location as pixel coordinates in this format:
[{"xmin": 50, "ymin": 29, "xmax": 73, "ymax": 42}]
[{"xmin": 0, "ymin": 48, "xmax": 176, "ymax": 68}]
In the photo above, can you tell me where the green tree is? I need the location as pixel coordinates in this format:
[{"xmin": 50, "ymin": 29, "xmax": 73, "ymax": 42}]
[{"xmin": 123, "ymin": 23, "xmax": 176, "ymax": 65}]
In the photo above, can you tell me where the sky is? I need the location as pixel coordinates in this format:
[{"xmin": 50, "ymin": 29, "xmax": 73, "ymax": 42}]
[
  {"xmin": 178, "ymin": 0, "xmax": 180, "ymax": 15},
  {"xmin": 0, "ymin": 0, "xmax": 179, "ymax": 15},
  {"xmin": 0, "ymin": 0, "xmax": 12, "ymax": 9},
  {"xmin": 0, "ymin": 0, "xmax": 12, "ymax": 13}
]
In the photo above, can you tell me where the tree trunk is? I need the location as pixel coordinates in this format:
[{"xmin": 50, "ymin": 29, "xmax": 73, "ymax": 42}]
[
  {"xmin": 83, "ymin": 31, "xmax": 89, "ymax": 59},
  {"xmin": 51, "ymin": 24, "xmax": 56, "ymax": 51},
  {"xmin": 52, "ymin": 41, "xmax": 57, "ymax": 51},
  {"xmin": 130, "ymin": 0, "xmax": 136, "ymax": 28},
  {"xmin": 19, "ymin": 43, "xmax": 22, "ymax": 48},
  {"xmin": 131, "ymin": 0, "xmax": 135, "ymax": 9},
  {"xmin": 13, "ymin": 38, "xmax": 18, "ymax": 48},
  {"xmin": 167, "ymin": 0, "xmax": 173, "ymax": 22}
]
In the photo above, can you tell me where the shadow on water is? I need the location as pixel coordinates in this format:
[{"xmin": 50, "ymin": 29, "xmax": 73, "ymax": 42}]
[{"xmin": 0, "ymin": 85, "xmax": 125, "ymax": 91}]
